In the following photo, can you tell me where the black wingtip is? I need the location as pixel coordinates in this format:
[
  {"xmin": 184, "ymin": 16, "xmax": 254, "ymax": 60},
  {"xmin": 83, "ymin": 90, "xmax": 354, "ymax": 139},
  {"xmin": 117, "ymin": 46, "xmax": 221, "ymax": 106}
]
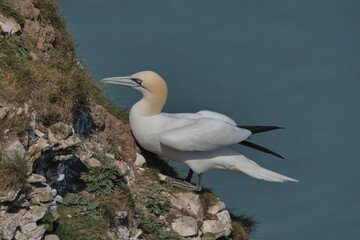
[
  {"xmin": 237, "ymin": 125, "xmax": 285, "ymax": 134},
  {"xmin": 239, "ymin": 140, "xmax": 285, "ymax": 160}
]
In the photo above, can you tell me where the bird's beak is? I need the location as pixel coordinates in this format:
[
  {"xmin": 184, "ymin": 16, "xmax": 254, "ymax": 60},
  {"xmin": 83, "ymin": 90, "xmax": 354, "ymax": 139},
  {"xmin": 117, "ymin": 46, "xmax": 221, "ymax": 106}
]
[{"xmin": 100, "ymin": 76, "xmax": 139, "ymax": 87}]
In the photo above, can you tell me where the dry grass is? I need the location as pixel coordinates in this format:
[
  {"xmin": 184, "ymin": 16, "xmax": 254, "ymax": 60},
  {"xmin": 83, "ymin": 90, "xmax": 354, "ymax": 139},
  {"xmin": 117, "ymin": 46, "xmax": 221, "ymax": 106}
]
[
  {"xmin": 0, "ymin": 112, "xmax": 29, "ymax": 140},
  {"xmin": 0, "ymin": 155, "xmax": 28, "ymax": 196},
  {"xmin": 0, "ymin": 34, "xmax": 90, "ymax": 126}
]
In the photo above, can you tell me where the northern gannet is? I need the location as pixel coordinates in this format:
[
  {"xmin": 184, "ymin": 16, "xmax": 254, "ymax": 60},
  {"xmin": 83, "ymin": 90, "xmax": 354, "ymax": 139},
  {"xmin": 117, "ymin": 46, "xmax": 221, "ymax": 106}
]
[{"xmin": 101, "ymin": 71, "xmax": 298, "ymax": 191}]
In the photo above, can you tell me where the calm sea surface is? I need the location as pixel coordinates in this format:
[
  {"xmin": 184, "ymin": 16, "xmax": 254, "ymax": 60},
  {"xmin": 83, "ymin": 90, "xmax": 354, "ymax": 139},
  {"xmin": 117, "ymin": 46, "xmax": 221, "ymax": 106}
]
[{"xmin": 60, "ymin": 1, "xmax": 360, "ymax": 239}]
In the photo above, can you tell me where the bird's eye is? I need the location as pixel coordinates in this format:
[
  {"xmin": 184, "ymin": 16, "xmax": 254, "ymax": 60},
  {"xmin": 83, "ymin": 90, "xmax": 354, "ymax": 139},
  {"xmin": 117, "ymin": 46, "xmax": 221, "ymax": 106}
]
[{"xmin": 135, "ymin": 78, "xmax": 142, "ymax": 85}]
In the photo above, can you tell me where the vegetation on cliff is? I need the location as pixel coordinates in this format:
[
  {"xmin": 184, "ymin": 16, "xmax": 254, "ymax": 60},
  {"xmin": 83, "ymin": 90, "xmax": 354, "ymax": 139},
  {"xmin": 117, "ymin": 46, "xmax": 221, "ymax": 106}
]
[{"xmin": 0, "ymin": 1, "xmax": 255, "ymax": 239}]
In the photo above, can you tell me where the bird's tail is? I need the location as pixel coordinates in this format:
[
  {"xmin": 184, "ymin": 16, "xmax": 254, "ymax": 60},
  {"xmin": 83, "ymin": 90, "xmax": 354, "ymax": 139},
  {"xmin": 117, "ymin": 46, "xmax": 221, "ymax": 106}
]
[{"xmin": 240, "ymin": 164, "xmax": 298, "ymax": 182}]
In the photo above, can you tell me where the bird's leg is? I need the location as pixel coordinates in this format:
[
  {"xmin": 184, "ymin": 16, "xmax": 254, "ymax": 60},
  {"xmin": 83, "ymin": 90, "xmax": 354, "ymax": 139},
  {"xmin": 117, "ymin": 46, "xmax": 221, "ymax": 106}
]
[
  {"xmin": 185, "ymin": 169, "xmax": 194, "ymax": 182},
  {"xmin": 194, "ymin": 174, "xmax": 202, "ymax": 192},
  {"xmin": 168, "ymin": 170, "xmax": 201, "ymax": 191}
]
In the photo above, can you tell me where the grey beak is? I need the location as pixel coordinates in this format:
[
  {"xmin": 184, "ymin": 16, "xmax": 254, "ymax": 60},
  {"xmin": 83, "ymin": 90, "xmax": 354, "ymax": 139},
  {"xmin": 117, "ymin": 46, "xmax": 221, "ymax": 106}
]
[{"xmin": 100, "ymin": 76, "xmax": 139, "ymax": 87}]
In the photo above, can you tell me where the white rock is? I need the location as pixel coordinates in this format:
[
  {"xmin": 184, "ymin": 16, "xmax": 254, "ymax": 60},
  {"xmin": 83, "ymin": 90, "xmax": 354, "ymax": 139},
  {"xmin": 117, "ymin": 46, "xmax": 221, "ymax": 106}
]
[
  {"xmin": 37, "ymin": 138, "xmax": 49, "ymax": 150},
  {"xmin": 28, "ymin": 174, "xmax": 46, "ymax": 184},
  {"xmin": 158, "ymin": 173, "xmax": 167, "ymax": 182},
  {"xmin": 16, "ymin": 108, "xmax": 23, "ymax": 115},
  {"xmin": 0, "ymin": 107, "xmax": 9, "ymax": 119},
  {"xmin": 88, "ymin": 158, "xmax": 101, "ymax": 167},
  {"xmin": 116, "ymin": 226, "xmax": 130, "ymax": 239},
  {"xmin": 172, "ymin": 192, "xmax": 203, "ymax": 218},
  {"xmin": 21, "ymin": 222, "xmax": 37, "ymax": 234},
  {"xmin": 171, "ymin": 216, "xmax": 198, "ymax": 237},
  {"xmin": 34, "ymin": 129, "xmax": 45, "ymax": 138},
  {"xmin": 202, "ymin": 210, "xmax": 232, "ymax": 239},
  {"xmin": 0, "ymin": 14, "xmax": 21, "ymax": 34},
  {"xmin": 0, "ymin": 213, "xmax": 19, "ymax": 240},
  {"xmin": 3, "ymin": 129, "xmax": 9, "ymax": 134},
  {"xmin": 134, "ymin": 153, "xmax": 146, "ymax": 166},
  {"xmin": 44, "ymin": 234, "xmax": 59, "ymax": 240},
  {"xmin": 129, "ymin": 228, "xmax": 142, "ymax": 239},
  {"xmin": 105, "ymin": 153, "xmax": 115, "ymax": 159},
  {"xmin": 2, "ymin": 140, "xmax": 25, "ymax": 159},
  {"xmin": 208, "ymin": 201, "xmax": 226, "ymax": 215},
  {"xmin": 54, "ymin": 195, "xmax": 63, "ymax": 202}
]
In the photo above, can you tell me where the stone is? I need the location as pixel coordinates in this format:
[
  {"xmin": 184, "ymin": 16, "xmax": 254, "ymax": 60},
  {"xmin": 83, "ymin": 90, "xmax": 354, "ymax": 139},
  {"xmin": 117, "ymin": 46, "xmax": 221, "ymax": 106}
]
[
  {"xmin": 202, "ymin": 210, "xmax": 232, "ymax": 239},
  {"xmin": 48, "ymin": 122, "xmax": 73, "ymax": 143},
  {"xmin": 129, "ymin": 228, "xmax": 142, "ymax": 239},
  {"xmin": 0, "ymin": 106, "xmax": 9, "ymax": 119},
  {"xmin": 27, "ymin": 144, "xmax": 42, "ymax": 162},
  {"xmin": 17, "ymin": 224, "xmax": 46, "ymax": 240},
  {"xmin": 56, "ymin": 135, "xmax": 82, "ymax": 150},
  {"xmin": 116, "ymin": 226, "xmax": 130, "ymax": 239},
  {"xmin": 28, "ymin": 174, "xmax": 46, "ymax": 184},
  {"xmin": 16, "ymin": 108, "xmax": 24, "ymax": 115},
  {"xmin": 31, "ymin": 186, "xmax": 53, "ymax": 202},
  {"xmin": 158, "ymin": 173, "xmax": 167, "ymax": 182},
  {"xmin": 134, "ymin": 153, "xmax": 146, "ymax": 166},
  {"xmin": 0, "ymin": 14, "xmax": 21, "ymax": 34},
  {"xmin": 21, "ymin": 222, "xmax": 37, "ymax": 234},
  {"xmin": 44, "ymin": 235, "xmax": 60, "ymax": 240},
  {"xmin": 54, "ymin": 195, "xmax": 63, "ymax": 202},
  {"xmin": 171, "ymin": 216, "xmax": 198, "ymax": 237},
  {"xmin": 2, "ymin": 140, "xmax": 25, "ymax": 159},
  {"xmin": 36, "ymin": 138, "xmax": 49, "ymax": 150},
  {"xmin": 0, "ymin": 213, "xmax": 20, "ymax": 240},
  {"xmin": 172, "ymin": 192, "xmax": 203, "ymax": 218},
  {"xmin": 21, "ymin": 205, "xmax": 47, "ymax": 225},
  {"xmin": 34, "ymin": 129, "xmax": 45, "ymax": 138},
  {"xmin": 88, "ymin": 157, "xmax": 101, "ymax": 167},
  {"xmin": 115, "ymin": 211, "xmax": 128, "ymax": 220},
  {"xmin": 105, "ymin": 153, "xmax": 115, "ymax": 159},
  {"xmin": 0, "ymin": 188, "xmax": 20, "ymax": 202},
  {"xmin": 208, "ymin": 200, "xmax": 226, "ymax": 215}
]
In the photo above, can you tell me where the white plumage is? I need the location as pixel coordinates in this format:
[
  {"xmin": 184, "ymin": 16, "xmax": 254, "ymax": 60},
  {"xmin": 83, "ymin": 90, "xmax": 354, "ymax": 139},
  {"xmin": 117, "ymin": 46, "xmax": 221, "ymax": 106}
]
[{"xmin": 101, "ymin": 71, "xmax": 297, "ymax": 191}]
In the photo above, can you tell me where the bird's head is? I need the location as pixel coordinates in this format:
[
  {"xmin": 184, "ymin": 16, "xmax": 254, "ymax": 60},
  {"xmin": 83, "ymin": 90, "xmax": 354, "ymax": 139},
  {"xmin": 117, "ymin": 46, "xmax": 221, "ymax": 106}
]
[{"xmin": 101, "ymin": 71, "xmax": 168, "ymax": 115}]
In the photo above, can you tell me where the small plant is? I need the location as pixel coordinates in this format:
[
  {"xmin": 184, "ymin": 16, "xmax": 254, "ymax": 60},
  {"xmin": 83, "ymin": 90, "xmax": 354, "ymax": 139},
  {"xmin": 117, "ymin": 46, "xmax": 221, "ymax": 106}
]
[
  {"xmin": 81, "ymin": 165, "xmax": 128, "ymax": 195},
  {"xmin": 61, "ymin": 193, "xmax": 99, "ymax": 217},
  {"xmin": 140, "ymin": 215, "xmax": 181, "ymax": 240},
  {"xmin": 105, "ymin": 145, "xmax": 121, "ymax": 160},
  {"xmin": 0, "ymin": 154, "xmax": 29, "ymax": 195},
  {"xmin": 39, "ymin": 210, "xmax": 56, "ymax": 232}
]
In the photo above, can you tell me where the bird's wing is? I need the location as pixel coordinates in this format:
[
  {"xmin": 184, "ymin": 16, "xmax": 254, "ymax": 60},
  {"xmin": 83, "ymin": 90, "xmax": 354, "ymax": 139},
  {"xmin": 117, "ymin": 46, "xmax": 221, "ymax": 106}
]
[
  {"xmin": 160, "ymin": 118, "xmax": 251, "ymax": 152},
  {"xmin": 195, "ymin": 110, "xmax": 237, "ymax": 125}
]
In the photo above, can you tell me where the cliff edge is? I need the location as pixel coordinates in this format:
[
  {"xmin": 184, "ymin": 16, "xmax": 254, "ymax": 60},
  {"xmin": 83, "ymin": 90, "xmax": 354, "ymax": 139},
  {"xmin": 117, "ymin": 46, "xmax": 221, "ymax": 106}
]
[{"xmin": 0, "ymin": 1, "xmax": 255, "ymax": 239}]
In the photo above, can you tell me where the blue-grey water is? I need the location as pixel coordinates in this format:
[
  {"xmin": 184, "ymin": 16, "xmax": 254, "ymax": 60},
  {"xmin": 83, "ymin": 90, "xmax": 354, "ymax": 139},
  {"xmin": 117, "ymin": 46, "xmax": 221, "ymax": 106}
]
[{"xmin": 60, "ymin": 1, "xmax": 360, "ymax": 239}]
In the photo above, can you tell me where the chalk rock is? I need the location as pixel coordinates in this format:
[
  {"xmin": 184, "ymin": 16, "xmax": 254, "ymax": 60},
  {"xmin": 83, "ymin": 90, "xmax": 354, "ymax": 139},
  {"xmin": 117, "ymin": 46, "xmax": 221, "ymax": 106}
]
[
  {"xmin": 21, "ymin": 222, "xmax": 37, "ymax": 234},
  {"xmin": 202, "ymin": 210, "xmax": 232, "ymax": 239},
  {"xmin": 3, "ymin": 140, "xmax": 25, "ymax": 159},
  {"xmin": 0, "ymin": 213, "xmax": 20, "ymax": 240},
  {"xmin": 0, "ymin": 14, "xmax": 21, "ymax": 34},
  {"xmin": 44, "ymin": 235, "xmax": 60, "ymax": 240},
  {"xmin": 21, "ymin": 205, "xmax": 47, "ymax": 225},
  {"xmin": 129, "ymin": 228, "xmax": 142, "ymax": 239},
  {"xmin": 31, "ymin": 186, "xmax": 53, "ymax": 202},
  {"xmin": 88, "ymin": 157, "xmax": 101, "ymax": 167},
  {"xmin": 0, "ymin": 188, "xmax": 21, "ymax": 202},
  {"xmin": 208, "ymin": 200, "xmax": 226, "ymax": 215},
  {"xmin": 134, "ymin": 153, "xmax": 146, "ymax": 166},
  {"xmin": 171, "ymin": 192, "xmax": 203, "ymax": 218},
  {"xmin": 0, "ymin": 106, "xmax": 9, "ymax": 119},
  {"xmin": 28, "ymin": 174, "xmax": 46, "ymax": 184},
  {"xmin": 171, "ymin": 216, "xmax": 198, "ymax": 237},
  {"xmin": 48, "ymin": 122, "xmax": 73, "ymax": 144}
]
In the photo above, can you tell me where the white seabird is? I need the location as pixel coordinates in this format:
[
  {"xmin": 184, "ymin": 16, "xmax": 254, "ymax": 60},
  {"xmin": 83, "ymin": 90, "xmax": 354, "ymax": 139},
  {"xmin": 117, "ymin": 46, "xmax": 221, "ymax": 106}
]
[{"xmin": 101, "ymin": 71, "xmax": 298, "ymax": 191}]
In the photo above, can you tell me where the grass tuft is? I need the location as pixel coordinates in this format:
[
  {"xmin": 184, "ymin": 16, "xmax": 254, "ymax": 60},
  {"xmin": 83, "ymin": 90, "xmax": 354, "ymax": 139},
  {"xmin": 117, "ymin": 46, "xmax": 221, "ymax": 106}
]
[{"xmin": 0, "ymin": 154, "xmax": 28, "ymax": 195}]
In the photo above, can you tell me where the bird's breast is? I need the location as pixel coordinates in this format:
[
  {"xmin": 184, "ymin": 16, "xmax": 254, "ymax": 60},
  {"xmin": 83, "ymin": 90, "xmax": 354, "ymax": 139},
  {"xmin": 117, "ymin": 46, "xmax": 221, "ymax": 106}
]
[{"xmin": 129, "ymin": 111, "xmax": 162, "ymax": 154}]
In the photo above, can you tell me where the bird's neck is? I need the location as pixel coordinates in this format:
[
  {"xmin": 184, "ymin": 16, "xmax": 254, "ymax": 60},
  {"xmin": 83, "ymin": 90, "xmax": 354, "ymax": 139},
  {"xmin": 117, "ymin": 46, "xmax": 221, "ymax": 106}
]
[{"xmin": 132, "ymin": 94, "xmax": 166, "ymax": 116}]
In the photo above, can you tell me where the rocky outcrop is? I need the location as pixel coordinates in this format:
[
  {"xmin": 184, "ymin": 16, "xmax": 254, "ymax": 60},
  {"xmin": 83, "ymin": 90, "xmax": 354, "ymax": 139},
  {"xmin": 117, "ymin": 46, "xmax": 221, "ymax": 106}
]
[{"xmin": 0, "ymin": 1, "xmax": 254, "ymax": 239}]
